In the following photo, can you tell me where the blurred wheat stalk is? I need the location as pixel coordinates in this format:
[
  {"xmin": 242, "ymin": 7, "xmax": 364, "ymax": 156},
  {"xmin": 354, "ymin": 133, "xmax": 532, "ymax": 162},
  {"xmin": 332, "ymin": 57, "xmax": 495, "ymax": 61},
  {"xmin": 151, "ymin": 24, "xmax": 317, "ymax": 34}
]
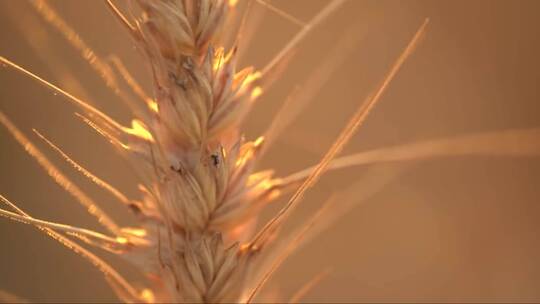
[{"xmin": 0, "ymin": 0, "xmax": 539, "ymax": 303}]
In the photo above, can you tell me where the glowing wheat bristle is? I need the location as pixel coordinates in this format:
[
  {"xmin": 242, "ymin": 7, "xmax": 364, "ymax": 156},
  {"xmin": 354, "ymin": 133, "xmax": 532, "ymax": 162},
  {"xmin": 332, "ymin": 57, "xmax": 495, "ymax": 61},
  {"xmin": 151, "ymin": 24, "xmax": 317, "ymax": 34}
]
[
  {"xmin": 289, "ymin": 268, "xmax": 332, "ymax": 303},
  {"xmin": 262, "ymin": 0, "xmax": 347, "ymax": 76},
  {"xmin": 31, "ymin": 0, "xmax": 133, "ymax": 105},
  {"xmin": 0, "ymin": 56, "xmax": 125, "ymax": 132},
  {"xmin": 32, "ymin": 129, "xmax": 132, "ymax": 206},
  {"xmin": 250, "ymin": 19, "xmax": 430, "ymax": 251},
  {"xmin": 0, "ymin": 208, "xmax": 121, "ymax": 248},
  {"xmin": 0, "ymin": 194, "xmax": 140, "ymax": 301},
  {"xmin": 0, "ymin": 111, "xmax": 120, "ymax": 234}
]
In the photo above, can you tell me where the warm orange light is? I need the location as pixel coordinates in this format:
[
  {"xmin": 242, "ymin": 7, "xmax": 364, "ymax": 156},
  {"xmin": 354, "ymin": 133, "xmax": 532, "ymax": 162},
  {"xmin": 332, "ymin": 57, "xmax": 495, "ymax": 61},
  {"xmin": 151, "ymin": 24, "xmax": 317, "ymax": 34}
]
[
  {"xmin": 122, "ymin": 227, "xmax": 147, "ymax": 237},
  {"xmin": 251, "ymin": 86, "xmax": 263, "ymax": 99},
  {"xmin": 245, "ymin": 71, "xmax": 261, "ymax": 85},
  {"xmin": 212, "ymin": 47, "xmax": 225, "ymax": 71},
  {"xmin": 126, "ymin": 119, "xmax": 154, "ymax": 142},
  {"xmin": 260, "ymin": 179, "xmax": 275, "ymax": 190},
  {"xmin": 254, "ymin": 136, "xmax": 264, "ymax": 147},
  {"xmin": 116, "ymin": 236, "xmax": 128, "ymax": 244},
  {"xmin": 229, "ymin": 0, "xmax": 239, "ymax": 7},
  {"xmin": 141, "ymin": 289, "xmax": 155, "ymax": 303},
  {"xmin": 147, "ymin": 99, "xmax": 158, "ymax": 113}
]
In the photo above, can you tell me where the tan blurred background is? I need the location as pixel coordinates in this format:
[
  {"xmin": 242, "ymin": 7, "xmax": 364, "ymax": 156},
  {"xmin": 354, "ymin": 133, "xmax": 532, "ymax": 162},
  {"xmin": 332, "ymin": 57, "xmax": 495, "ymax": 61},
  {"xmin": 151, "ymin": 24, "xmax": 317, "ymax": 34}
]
[{"xmin": 1, "ymin": 0, "xmax": 540, "ymax": 302}]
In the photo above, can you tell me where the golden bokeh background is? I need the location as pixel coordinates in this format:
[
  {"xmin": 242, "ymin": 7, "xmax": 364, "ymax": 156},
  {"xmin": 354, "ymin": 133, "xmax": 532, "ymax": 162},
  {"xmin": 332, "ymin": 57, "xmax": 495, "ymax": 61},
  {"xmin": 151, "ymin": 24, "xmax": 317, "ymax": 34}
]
[{"xmin": 1, "ymin": 0, "xmax": 540, "ymax": 302}]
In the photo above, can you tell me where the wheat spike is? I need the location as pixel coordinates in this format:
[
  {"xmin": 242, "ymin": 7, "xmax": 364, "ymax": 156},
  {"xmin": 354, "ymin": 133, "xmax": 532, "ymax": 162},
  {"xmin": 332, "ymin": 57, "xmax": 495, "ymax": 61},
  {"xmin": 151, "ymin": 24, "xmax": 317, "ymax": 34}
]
[
  {"xmin": 0, "ymin": 2, "xmax": 425, "ymax": 302},
  {"xmin": 2, "ymin": 1, "xmax": 537, "ymax": 303}
]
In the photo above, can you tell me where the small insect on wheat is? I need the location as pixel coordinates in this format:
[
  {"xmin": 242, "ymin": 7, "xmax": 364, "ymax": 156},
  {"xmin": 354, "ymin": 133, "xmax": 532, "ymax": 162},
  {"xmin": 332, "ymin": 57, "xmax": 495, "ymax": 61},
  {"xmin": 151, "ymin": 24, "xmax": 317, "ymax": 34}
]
[{"xmin": 1, "ymin": 0, "xmax": 540, "ymax": 303}]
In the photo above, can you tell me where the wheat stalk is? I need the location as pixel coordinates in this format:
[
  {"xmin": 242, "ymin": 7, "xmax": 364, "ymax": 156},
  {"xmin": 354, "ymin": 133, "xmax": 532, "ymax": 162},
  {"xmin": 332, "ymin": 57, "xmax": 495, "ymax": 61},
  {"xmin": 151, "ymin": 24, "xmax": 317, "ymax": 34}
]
[{"xmin": 1, "ymin": 1, "xmax": 540, "ymax": 303}]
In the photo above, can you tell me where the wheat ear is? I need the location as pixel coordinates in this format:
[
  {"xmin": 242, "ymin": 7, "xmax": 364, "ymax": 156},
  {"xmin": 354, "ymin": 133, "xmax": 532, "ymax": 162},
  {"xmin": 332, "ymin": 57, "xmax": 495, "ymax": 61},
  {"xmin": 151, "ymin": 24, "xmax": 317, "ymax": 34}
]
[{"xmin": 2, "ymin": 1, "xmax": 540, "ymax": 303}]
